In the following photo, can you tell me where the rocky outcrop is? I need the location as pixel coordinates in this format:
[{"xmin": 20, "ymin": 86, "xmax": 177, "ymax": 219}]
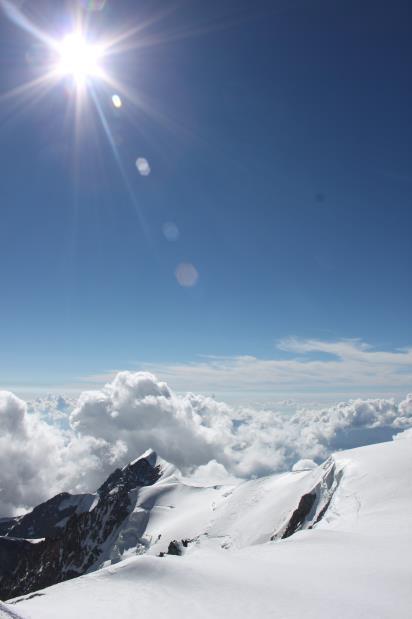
[
  {"xmin": 0, "ymin": 519, "xmax": 17, "ymax": 538},
  {"xmin": 159, "ymin": 539, "xmax": 191, "ymax": 557},
  {"xmin": 281, "ymin": 492, "xmax": 317, "ymax": 539},
  {"xmin": 4, "ymin": 493, "xmax": 95, "ymax": 540},
  {"xmin": 272, "ymin": 457, "xmax": 343, "ymax": 541},
  {"xmin": 0, "ymin": 452, "xmax": 162, "ymax": 601}
]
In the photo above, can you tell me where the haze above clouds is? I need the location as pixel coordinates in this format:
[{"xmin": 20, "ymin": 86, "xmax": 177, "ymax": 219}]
[{"xmin": 84, "ymin": 338, "xmax": 412, "ymax": 402}]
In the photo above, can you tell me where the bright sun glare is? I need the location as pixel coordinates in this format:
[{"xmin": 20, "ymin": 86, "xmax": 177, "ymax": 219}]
[{"xmin": 57, "ymin": 33, "xmax": 103, "ymax": 82}]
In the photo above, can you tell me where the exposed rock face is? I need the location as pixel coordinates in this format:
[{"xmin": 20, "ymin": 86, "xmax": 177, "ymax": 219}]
[
  {"xmin": 0, "ymin": 519, "xmax": 16, "ymax": 537},
  {"xmin": 4, "ymin": 493, "xmax": 95, "ymax": 540},
  {"xmin": 164, "ymin": 540, "xmax": 183, "ymax": 556},
  {"xmin": 97, "ymin": 456, "xmax": 161, "ymax": 496},
  {"xmin": 159, "ymin": 539, "xmax": 191, "ymax": 557},
  {"xmin": 0, "ymin": 453, "xmax": 162, "ymax": 601},
  {"xmin": 281, "ymin": 493, "xmax": 317, "ymax": 539},
  {"xmin": 0, "ymin": 538, "xmax": 34, "ymax": 579},
  {"xmin": 271, "ymin": 458, "xmax": 343, "ymax": 541}
]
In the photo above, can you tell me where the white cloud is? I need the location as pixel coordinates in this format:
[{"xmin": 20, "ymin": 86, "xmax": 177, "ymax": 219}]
[
  {"xmin": 184, "ymin": 460, "xmax": 239, "ymax": 485},
  {"xmin": 69, "ymin": 374, "xmax": 412, "ymax": 480},
  {"xmin": 70, "ymin": 372, "xmax": 230, "ymax": 471},
  {"xmin": 119, "ymin": 338, "xmax": 412, "ymax": 400},
  {"xmin": 0, "ymin": 390, "xmax": 126, "ymax": 516},
  {"xmin": 27, "ymin": 393, "xmax": 75, "ymax": 424},
  {"xmin": 1, "ymin": 373, "xmax": 412, "ymax": 516},
  {"xmin": 0, "ymin": 391, "xmax": 25, "ymax": 434}
]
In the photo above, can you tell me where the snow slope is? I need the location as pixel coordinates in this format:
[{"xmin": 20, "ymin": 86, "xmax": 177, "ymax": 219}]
[{"xmin": 5, "ymin": 439, "xmax": 412, "ymax": 619}]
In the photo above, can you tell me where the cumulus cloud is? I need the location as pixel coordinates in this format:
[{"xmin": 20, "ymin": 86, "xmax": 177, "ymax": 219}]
[
  {"xmin": 68, "ymin": 377, "xmax": 412, "ymax": 479},
  {"xmin": 1, "ymin": 375, "xmax": 412, "ymax": 516},
  {"xmin": 70, "ymin": 372, "xmax": 234, "ymax": 469},
  {"xmin": 27, "ymin": 393, "xmax": 75, "ymax": 425},
  {"xmin": 0, "ymin": 391, "xmax": 25, "ymax": 434},
  {"xmin": 0, "ymin": 390, "xmax": 126, "ymax": 516},
  {"xmin": 184, "ymin": 460, "xmax": 239, "ymax": 485}
]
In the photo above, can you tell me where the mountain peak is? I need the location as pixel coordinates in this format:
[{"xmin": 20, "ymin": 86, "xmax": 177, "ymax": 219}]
[
  {"xmin": 123, "ymin": 449, "xmax": 178, "ymax": 483},
  {"xmin": 126, "ymin": 448, "xmax": 158, "ymax": 469},
  {"xmin": 0, "ymin": 449, "xmax": 167, "ymax": 600},
  {"xmin": 98, "ymin": 450, "xmax": 162, "ymax": 497}
]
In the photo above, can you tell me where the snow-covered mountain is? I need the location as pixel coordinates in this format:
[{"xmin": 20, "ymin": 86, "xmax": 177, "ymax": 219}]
[
  {"xmin": 0, "ymin": 449, "xmax": 165, "ymax": 600},
  {"xmin": 1, "ymin": 438, "xmax": 412, "ymax": 618}
]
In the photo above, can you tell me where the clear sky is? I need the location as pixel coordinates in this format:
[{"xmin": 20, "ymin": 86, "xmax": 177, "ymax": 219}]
[{"xmin": 0, "ymin": 0, "xmax": 411, "ymax": 401}]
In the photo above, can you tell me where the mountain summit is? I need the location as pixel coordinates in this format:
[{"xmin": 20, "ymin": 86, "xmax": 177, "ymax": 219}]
[{"xmin": 0, "ymin": 450, "xmax": 167, "ymax": 600}]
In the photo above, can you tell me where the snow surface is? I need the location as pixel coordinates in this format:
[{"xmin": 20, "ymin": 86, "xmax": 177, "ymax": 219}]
[
  {"xmin": 0, "ymin": 601, "xmax": 25, "ymax": 618},
  {"xmin": 6, "ymin": 439, "xmax": 412, "ymax": 619}
]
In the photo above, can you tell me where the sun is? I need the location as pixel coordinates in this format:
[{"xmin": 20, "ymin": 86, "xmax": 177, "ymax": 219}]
[{"xmin": 56, "ymin": 33, "xmax": 103, "ymax": 83}]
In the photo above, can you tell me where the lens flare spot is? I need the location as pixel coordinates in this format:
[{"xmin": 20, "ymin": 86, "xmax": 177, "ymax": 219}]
[
  {"xmin": 175, "ymin": 263, "xmax": 199, "ymax": 287},
  {"xmin": 136, "ymin": 157, "xmax": 151, "ymax": 176},
  {"xmin": 162, "ymin": 222, "xmax": 179, "ymax": 242},
  {"xmin": 112, "ymin": 94, "xmax": 122, "ymax": 108}
]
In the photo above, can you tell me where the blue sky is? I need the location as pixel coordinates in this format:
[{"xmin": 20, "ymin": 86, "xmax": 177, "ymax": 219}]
[{"xmin": 0, "ymin": 0, "xmax": 411, "ymax": 400}]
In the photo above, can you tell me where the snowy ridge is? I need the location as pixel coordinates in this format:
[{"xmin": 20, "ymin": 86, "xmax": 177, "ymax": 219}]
[
  {"xmin": 107, "ymin": 450, "xmax": 344, "ymax": 558},
  {"xmin": 2, "ymin": 438, "xmax": 412, "ymax": 618},
  {"xmin": 271, "ymin": 456, "xmax": 343, "ymax": 539},
  {"xmin": 0, "ymin": 601, "xmax": 25, "ymax": 619}
]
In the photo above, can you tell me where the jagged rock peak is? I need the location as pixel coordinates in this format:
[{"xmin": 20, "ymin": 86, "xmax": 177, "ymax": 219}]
[
  {"xmin": 126, "ymin": 448, "xmax": 158, "ymax": 468},
  {"xmin": 97, "ymin": 449, "xmax": 163, "ymax": 496},
  {"xmin": 0, "ymin": 450, "xmax": 168, "ymax": 601}
]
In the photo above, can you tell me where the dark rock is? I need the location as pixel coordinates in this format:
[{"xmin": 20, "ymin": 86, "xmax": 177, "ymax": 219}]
[
  {"xmin": 163, "ymin": 538, "xmax": 192, "ymax": 556},
  {"xmin": 0, "ymin": 518, "xmax": 18, "ymax": 537},
  {"xmin": 97, "ymin": 457, "xmax": 161, "ymax": 496},
  {"xmin": 281, "ymin": 492, "xmax": 317, "ymax": 539},
  {"xmin": 0, "ymin": 454, "xmax": 162, "ymax": 601},
  {"xmin": 312, "ymin": 497, "xmax": 332, "ymax": 526},
  {"xmin": 0, "ymin": 538, "xmax": 35, "ymax": 577},
  {"xmin": 166, "ymin": 540, "xmax": 182, "ymax": 556},
  {"xmin": 6, "ymin": 493, "xmax": 93, "ymax": 540}
]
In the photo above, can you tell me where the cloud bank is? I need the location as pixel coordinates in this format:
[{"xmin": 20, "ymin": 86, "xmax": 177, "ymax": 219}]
[{"xmin": 1, "ymin": 371, "xmax": 412, "ymax": 515}]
